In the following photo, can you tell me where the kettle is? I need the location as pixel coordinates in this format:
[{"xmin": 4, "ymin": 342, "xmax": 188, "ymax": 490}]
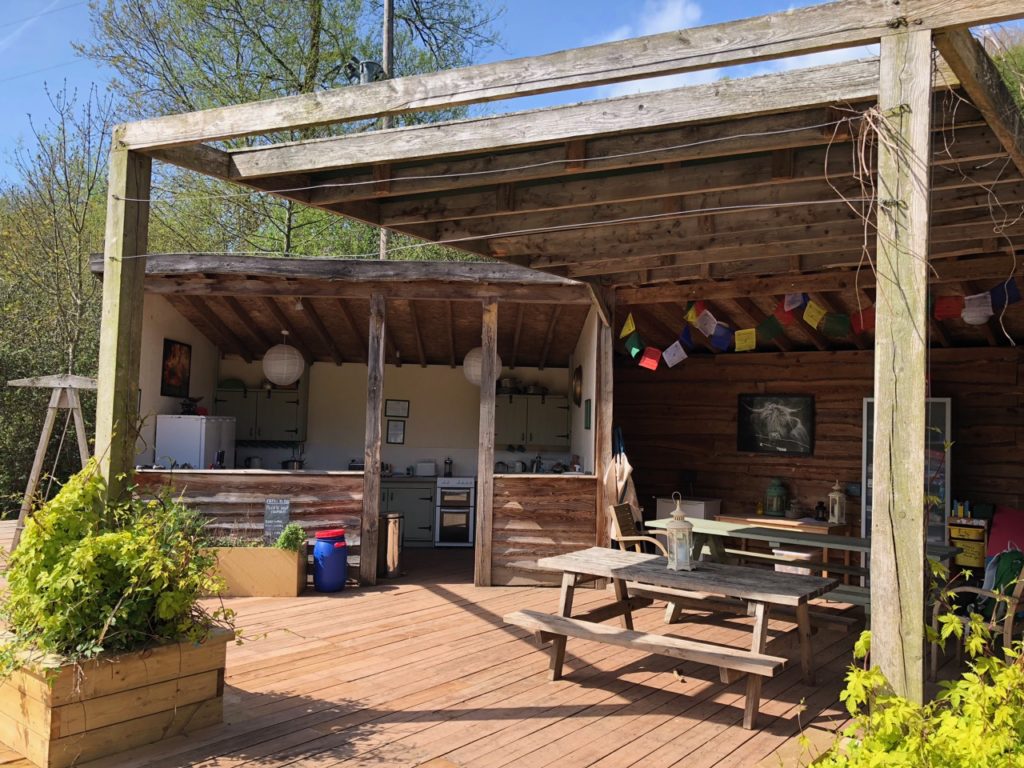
[
  {"xmin": 530, "ymin": 454, "xmax": 543, "ymax": 473},
  {"xmin": 243, "ymin": 456, "xmax": 262, "ymax": 469}
]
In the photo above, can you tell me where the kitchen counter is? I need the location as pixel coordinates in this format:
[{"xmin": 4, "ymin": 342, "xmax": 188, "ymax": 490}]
[
  {"xmin": 137, "ymin": 468, "xmax": 364, "ymax": 476},
  {"xmin": 494, "ymin": 473, "xmax": 595, "ymax": 478}
]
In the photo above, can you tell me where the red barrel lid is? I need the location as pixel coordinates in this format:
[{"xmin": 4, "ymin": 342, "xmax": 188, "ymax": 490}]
[{"xmin": 315, "ymin": 528, "xmax": 346, "ymax": 539}]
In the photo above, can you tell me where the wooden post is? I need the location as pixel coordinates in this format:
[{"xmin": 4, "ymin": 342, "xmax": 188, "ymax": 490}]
[
  {"xmin": 474, "ymin": 298, "xmax": 498, "ymax": 586},
  {"xmin": 361, "ymin": 292, "xmax": 386, "ymax": 585},
  {"xmin": 871, "ymin": 29, "xmax": 932, "ymax": 703},
  {"xmin": 595, "ymin": 288, "xmax": 615, "ymax": 547},
  {"xmin": 95, "ymin": 144, "xmax": 151, "ymax": 501}
]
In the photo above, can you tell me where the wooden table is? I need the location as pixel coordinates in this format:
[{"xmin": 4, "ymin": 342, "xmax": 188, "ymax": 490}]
[
  {"xmin": 647, "ymin": 516, "xmax": 960, "ymax": 606},
  {"xmin": 505, "ymin": 547, "xmax": 837, "ymax": 729}
]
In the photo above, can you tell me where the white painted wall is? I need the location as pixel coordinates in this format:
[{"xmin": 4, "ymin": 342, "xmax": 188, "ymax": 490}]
[
  {"xmin": 569, "ymin": 308, "xmax": 599, "ymax": 473},
  {"xmin": 136, "ymin": 295, "xmax": 220, "ymax": 464},
  {"xmin": 216, "ymin": 358, "xmax": 571, "ymax": 473}
]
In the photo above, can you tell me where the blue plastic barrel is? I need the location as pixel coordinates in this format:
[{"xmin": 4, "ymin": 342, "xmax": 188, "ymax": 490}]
[{"xmin": 313, "ymin": 528, "xmax": 348, "ymax": 592}]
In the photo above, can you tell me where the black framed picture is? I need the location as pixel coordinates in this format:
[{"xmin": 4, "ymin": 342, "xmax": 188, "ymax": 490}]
[
  {"xmin": 737, "ymin": 394, "xmax": 814, "ymax": 456},
  {"xmin": 386, "ymin": 419, "xmax": 405, "ymax": 444},
  {"xmin": 160, "ymin": 339, "xmax": 192, "ymax": 398},
  {"xmin": 385, "ymin": 399, "xmax": 409, "ymax": 418}
]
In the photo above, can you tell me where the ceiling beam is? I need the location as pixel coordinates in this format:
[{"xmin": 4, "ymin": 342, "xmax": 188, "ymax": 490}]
[
  {"xmin": 335, "ymin": 298, "xmax": 368, "ymax": 363},
  {"xmin": 302, "ymin": 298, "xmax": 345, "ymax": 366},
  {"xmin": 187, "ymin": 296, "xmax": 255, "ymax": 362},
  {"xmin": 934, "ymin": 29, "xmax": 1024, "ymax": 179},
  {"xmin": 408, "ymin": 301, "xmax": 427, "ymax": 368},
  {"xmin": 510, "ymin": 304, "xmax": 524, "ymax": 369},
  {"xmin": 259, "ymin": 296, "xmax": 313, "ymax": 363},
  {"xmin": 118, "ymin": 0, "xmax": 1022, "ymax": 153},
  {"xmin": 732, "ymin": 297, "xmax": 792, "ymax": 352},
  {"xmin": 224, "ymin": 295, "xmax": 276, "ymax": 350},
  {"xmin": 538, "ymin": 305, "xmax": 562, "ymax": 370}
]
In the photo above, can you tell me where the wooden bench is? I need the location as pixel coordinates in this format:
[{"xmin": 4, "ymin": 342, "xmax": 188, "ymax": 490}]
[{"xmin": 505, "ymin": 608, "xmax": 786, "ymax": 729}]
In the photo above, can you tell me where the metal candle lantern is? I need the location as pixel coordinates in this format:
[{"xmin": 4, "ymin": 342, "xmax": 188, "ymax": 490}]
[
  {"xmin": 828, "ymin": 479, "xmax": 847, "ymax": 525},
  {"xmin": 666, "ymin": 492, "xmax": 694, "ymax": 571},
  {"xmin": 765, "ymin": 478, "xmax": 788, "ymax": 518}
]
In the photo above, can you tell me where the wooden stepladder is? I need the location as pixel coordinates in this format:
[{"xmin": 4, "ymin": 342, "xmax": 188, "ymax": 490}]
[{"xmin": 7, "ymin": 374, "xmax": 97, "ymax": 550}]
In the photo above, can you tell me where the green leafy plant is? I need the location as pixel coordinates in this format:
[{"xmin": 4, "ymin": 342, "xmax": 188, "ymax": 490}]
[
  {"xmin": 0, "ymin": 461, "xmax": 234, "ymax": 672},
  {"xmin": 274, "ymin": 523, "xmax": 308, "ymax": 553},
  {"xmin": 815, "ymin": 566, "xmax": 1024, "ymax": 767}
]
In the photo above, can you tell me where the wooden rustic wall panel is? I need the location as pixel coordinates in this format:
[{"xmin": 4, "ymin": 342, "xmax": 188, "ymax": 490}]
[
  {"xmin": 135, "ymin": 471, "xmax": 364, "ymax": 540},
  {"xmin": 491, "ymin": 475, "xmax": 598, "ymax": 585},
  {"xmin": 616, "ymin": 348, "xmax": 1024, "ymax": 527}
]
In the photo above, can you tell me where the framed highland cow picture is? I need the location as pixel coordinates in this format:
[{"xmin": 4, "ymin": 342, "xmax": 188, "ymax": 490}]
[{"xmin": 737, "ymin": 394, "xmax": 814, "ymax": 456}]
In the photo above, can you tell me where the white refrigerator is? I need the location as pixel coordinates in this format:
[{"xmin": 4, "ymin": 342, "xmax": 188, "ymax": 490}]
[{"xmin": 155, "ymin": 415, "xmax": 236, "ymax": 469}]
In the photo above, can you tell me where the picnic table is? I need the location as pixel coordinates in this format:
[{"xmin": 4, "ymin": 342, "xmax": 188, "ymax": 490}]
[
  {"xmin": 646, "ymin": 516, "xmax": 960, "ymax": 606},
  {"xmin": 504, "ymin": 546, "xmax": 837, "ymax": 729}
]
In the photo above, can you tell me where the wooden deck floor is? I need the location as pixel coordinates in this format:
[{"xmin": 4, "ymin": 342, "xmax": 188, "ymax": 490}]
[{"xmin": 0, "ymin": 527, "xmax": 855, "ymax": 767}]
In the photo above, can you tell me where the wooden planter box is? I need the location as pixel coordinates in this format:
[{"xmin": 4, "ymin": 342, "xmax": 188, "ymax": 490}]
[
  {"xmin": 0, "ymin": 628, "xmax": 231, "ymax": 768},
  {"xmin": 211, "ymin": 547, "xmax": 306, "ymax": 597}
]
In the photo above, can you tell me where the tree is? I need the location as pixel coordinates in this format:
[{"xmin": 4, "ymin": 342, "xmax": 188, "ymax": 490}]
[
  {"xmin": 77, "ymin": 0, "xmax": 503, "ymax": 256},
  {"xmin": 0, "ymin": 86, "xmax": 114, "ymax": 514}
]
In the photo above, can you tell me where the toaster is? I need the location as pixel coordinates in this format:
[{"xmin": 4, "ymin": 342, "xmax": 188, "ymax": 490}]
[{"xmin": 414, "ymin": 460, "xmax": 437, "ymax": 477}]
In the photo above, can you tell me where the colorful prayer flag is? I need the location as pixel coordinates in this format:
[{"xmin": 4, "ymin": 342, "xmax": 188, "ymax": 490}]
[
  {"xmin": 619, "ymin": 312, "xmax": 636, "ymax": 339},
  {"xmin": 991, "ymin": 278, "xmax": 1022, "ymax": 310},
  {"xmin": 802, "ymin": 300, "xmax": 827, "ymax": 329},
  {"xmin": 933, "ymin": 295, "xmax": 965, "ymax": 321},
  {"xmin": 710, "ymin": 324, "xmax": 734, "ymax": 352},
  {"xmin": 757, "ymin": 315, "xmax": 784, "ymax": 342},
  {"xmin": 822, "ymin": 313, "xmax": 852, "ymax": 338},
  {"xmin": 734, "ymin": 328, "xmax": 757, "ymax": 352},
  {"xmin": 962, "ymin": 292, "xmax": 994, "ymax": 326},
  {"xmin": 678, "ymin": 326, "xmax": 695, "ymax": 350},
  {"xmin": 774, "ymin": 300, "xmax": 796, "ymax": 326},
  {"xmin": 695, "ymin": 309, "xmax": 718, "ymax": 337},
  {"xmin": 851, "ymin": 306, "xmax": 876, "ymax": 334},
  {"xmin": 784, "ymin": 292, "xmax": 807, "ymax": 312},
  {"xmin": 663, "ymin": 340, "xmax": 687, "ymax": 367},
  {"xmin": 638, "ymin": 347, "xmax": 661, "ymax": 370},
  {"xmin": 624, "ymin": 331, "xmax": 644, "ymax": 359}
]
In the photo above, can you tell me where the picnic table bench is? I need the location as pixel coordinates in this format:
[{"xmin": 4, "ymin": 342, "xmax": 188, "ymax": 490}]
[{"xmin": 504, "ymin": 546, "xmax": 837, "ymax": 729}]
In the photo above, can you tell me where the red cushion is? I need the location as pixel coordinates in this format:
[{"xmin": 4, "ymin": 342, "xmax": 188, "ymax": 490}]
[{"xmin": 988, "ymin": 506, "xmax": 1024, "ymax": 557}]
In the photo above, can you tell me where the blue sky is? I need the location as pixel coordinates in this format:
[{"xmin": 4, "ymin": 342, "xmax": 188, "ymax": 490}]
[{"xmin": 0, "ymin": 0, "xmax": 872, "ymax": 182}]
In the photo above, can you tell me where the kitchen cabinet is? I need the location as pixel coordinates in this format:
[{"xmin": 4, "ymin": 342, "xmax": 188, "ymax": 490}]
[
  {"xmin": 214, "ymin": 381, "xmax": 308, "ymax": 442},
  {"xmin": 382, "ymin": 482, "xmax": 435, "ymax": 546},
  {"xmin": 494, "ymin": 394, "xmax": 570, "ymax": 449}
]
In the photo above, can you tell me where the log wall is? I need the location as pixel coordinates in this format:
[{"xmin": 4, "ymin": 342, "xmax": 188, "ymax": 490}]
[
  {"xmin": 491, "ymin": 475, "xmax": 599, "ymax": 585},
  {"xmin": 616, "ymin": 348, "xmax": 1024, "ymax": 531},
  {"xmin": 136, "ymin": 470, "xmax": 364, "ymax": 541}
]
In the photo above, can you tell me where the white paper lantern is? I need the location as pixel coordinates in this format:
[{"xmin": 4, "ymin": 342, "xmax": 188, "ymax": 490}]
[
  {"xmin": 463, "ymin": 346, "xmax": 502, "ymax": 386},
  {"xmin": 263, "ymin": 331, "xmax": 304, "ymax": 386}
]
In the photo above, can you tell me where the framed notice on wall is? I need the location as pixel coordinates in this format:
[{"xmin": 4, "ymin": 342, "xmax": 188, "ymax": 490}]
[
  {"xmin": 386, "ymin": 419, "xmax": 405, "ymax": 444},
  {"xmin": 385, "ymin": 399, "xmax": 409, "ymax": 418}
]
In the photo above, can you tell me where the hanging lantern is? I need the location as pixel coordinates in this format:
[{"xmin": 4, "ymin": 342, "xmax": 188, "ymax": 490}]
[
  {"xmin": 263, "ymin": 330, "xmax": 304, "ymax": 386},
  {"xmin": 666, "ymin": 491, "xmax": 694, "ymax": 571},
  {"xmin": 828, "ymin": 479, "xmax": 847, "ymax": 525},
  {"xmin": 462, "ymin": 346, "xmax": 503, "ymax": 386}
]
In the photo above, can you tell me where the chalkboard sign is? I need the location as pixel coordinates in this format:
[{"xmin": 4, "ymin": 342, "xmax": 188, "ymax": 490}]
[{"xmin": 264, "ymin": 498, "xmax": 291, "ymax": 544}]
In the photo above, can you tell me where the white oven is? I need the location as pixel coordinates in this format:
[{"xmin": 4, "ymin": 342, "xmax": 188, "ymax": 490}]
[{"xmin": 435, "ymin": 477, "xmax": 475, "ymax": 547}]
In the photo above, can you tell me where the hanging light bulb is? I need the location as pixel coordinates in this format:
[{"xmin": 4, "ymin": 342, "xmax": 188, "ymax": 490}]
[
  {"xmin": 463, "ymin": 346, "xmax": 502, "ymax": 386},
  {"xmin": 263, "ymin": 330, "xmax": 304, "ymax": 386}
]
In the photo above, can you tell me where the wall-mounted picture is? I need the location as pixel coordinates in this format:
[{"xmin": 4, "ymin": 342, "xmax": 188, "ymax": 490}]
[
  {"xmin": 737, "ymin": 394, "xmax": 814, "ymax": 456},
  {"xmin": 385, "ymin": 399, "xmax": 410, "ymax": 418},
  {"xmin": 160, "ymin": 339, "xmax": 192, "ymax": 398},
  {"xmin": 386, "ymin": 419, "xmax": 405, "ymax": 444}
]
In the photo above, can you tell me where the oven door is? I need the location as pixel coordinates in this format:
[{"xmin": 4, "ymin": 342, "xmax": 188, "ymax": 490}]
[
  {"xmin": 438, "ymin": 487, "xmax": 472, "ymax": 508},
  {"xmin": 435, "ymin": 507, "xmax": 474, "ymax": 547}
]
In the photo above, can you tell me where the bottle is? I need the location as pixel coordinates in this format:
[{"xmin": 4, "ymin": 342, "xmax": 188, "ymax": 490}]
[{"xmin": 443, "ymin": 457, "xmax": 453, "ymax": 477}]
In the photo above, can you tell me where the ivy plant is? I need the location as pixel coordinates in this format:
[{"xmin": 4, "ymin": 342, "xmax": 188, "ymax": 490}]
[{"xmin": 0, "ymin": 461, "xmax": 234, "ymax": 672}]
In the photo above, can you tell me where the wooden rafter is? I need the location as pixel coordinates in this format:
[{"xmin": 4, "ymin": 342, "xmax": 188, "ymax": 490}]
[
  {"xmin": 119, "ymin": 0, "xmax": 1021, "ymax": 153},
  {"xmin": 510, "ymin": 304, "xmax": 524, "ymax": 369},
  {"xmin": 225, "ymin": 296, "xmax": 275, "ymax": 349},
  {"xmin": 302, "ymin": 298, "xmax": 345, "ymax": 366},
  {"xmin": 408, "ymin": 301, "xmax": 427, "ymax": 368},
  {"xmin": 934, "ymin": 29, "xmax": 1024, "ymax": 179},
  {"xmin": 446, "ymin": 301, "xmax": 456, "ymax": 368},
  {"xmin": 335, "ymin": 298, "xmax": 368, "ymax": 364},
  {"xmin": 537, "ymin": 305, "xmax": 561, "ymax": 370},
  {"xmin": 774, "ymin": 295, "xmax": 828, "ymax": 351},
  {"xmin": 187, "ymin": 295, "xmax": 255, "ymax": 362},
  {"xmin": 259, "ymin": 296, "xmax": 313, "ymax": 362}
]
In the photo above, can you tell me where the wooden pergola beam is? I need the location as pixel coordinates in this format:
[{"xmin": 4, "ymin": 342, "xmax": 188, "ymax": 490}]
[
  {"xmin": 934, "ymin": 29, "xmax": 1024, "ymax": 179},
  {"xmin": 117, "ymin": 0, "xmax": 1021, "ymax": 153},
  {"xmin": 361, "ymin": 293, "xmax": 386, "ymax": 585},
  {"xmin": 475, "ymin": 298, "xmax": 498, "ymax": 586},
  {"xmin": 224, "ymin": 60, "xmax": 882, "ymax": 179}
]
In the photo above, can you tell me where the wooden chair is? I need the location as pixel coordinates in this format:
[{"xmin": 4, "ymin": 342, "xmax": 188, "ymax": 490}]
[
  {"xmin": 610, "ymin": 502, "xmax": 668, "ymax": 555},
  {"xmin": 930, "ymin": 553, "xmax": 1024, "ymax": 680}
]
